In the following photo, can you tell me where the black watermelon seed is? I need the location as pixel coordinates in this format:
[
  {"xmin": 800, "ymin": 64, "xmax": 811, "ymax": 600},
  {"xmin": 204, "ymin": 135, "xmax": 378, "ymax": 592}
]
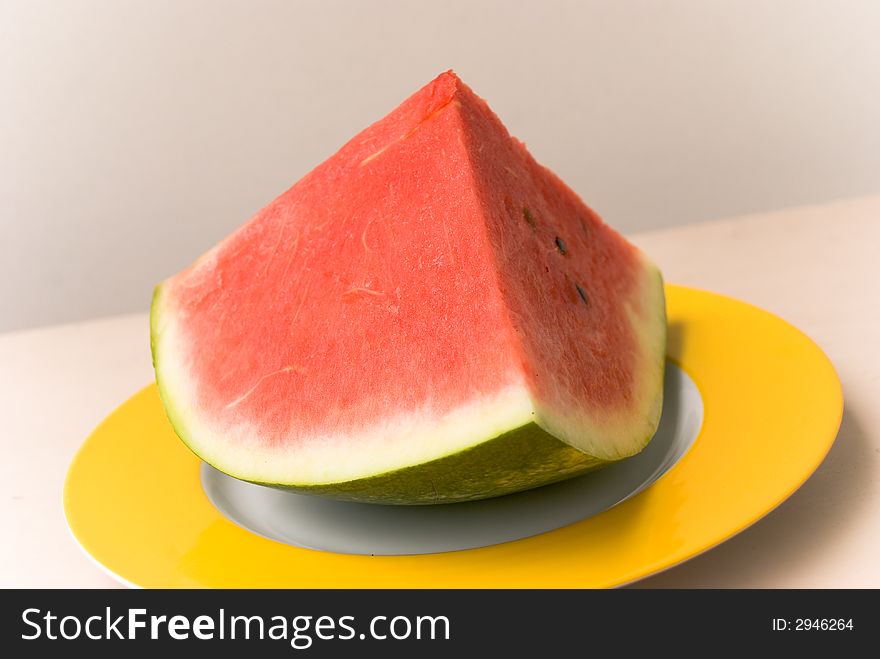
[
  {"xmin": 575, "ymin": 283, "xmax": 589, "ymax": 305},
  {"xmin": 522, "ymin": 207, "xmax": 537, "ymax": 230},
  {"xmin": 555, "ymin": 236, "xmax": 567, "ymax": 255}
]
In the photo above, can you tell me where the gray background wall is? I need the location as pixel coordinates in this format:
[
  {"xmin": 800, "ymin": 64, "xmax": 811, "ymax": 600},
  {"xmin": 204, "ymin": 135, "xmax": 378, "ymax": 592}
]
[{"xmin": 3, "ymin": 0, "xmax": 879, "ymax": 332}]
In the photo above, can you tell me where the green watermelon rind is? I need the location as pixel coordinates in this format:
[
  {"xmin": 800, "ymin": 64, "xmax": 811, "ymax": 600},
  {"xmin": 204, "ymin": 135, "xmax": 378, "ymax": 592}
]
[{"xmin": 262, "ymin": 423, "xmax": 608, "ymax": 505}]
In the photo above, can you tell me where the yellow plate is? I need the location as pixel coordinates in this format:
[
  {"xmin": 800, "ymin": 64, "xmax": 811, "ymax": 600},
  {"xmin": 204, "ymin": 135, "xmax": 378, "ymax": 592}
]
[{"xmin": 64, "ymin": 285, "xmax": 842, "ymax": 588}]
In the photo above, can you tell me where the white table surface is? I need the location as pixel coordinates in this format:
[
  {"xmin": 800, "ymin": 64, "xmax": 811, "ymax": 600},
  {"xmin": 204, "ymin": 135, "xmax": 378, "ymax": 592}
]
[{"xmin": 3, "ymin": 196, "xmax": 878, "ymax": 588}]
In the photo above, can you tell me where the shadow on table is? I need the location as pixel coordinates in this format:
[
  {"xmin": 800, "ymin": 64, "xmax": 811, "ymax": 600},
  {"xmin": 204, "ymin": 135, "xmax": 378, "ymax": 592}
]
[{"xmin": 629, "ymin": 405, "xmax": 871, "ymax": 588}]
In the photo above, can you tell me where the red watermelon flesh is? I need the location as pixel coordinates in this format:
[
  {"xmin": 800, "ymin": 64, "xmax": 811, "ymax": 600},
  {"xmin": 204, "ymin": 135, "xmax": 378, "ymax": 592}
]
[{"xmin": 151, "ymin": 71, "xmax": 666, "ymax": 504}]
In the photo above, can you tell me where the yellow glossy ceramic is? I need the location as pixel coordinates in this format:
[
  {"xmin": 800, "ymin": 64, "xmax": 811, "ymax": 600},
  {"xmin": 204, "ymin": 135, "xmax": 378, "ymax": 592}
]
[{"xmin": 64, "ymin": 286, "xmax": 843, "ymax": 588}]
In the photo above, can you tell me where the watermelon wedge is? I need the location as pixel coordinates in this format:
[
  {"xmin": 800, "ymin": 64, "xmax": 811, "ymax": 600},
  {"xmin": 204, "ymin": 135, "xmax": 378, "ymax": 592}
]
[{"xmin": 151, "ymin": 71, "xmax": 666, "ymax": 504}]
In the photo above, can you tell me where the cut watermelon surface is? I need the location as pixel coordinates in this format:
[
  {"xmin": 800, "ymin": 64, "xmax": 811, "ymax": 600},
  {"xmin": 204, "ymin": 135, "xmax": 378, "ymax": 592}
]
[{"xmin": 151, "ymin": 71, "xmax": 666, "ymax": 504}]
